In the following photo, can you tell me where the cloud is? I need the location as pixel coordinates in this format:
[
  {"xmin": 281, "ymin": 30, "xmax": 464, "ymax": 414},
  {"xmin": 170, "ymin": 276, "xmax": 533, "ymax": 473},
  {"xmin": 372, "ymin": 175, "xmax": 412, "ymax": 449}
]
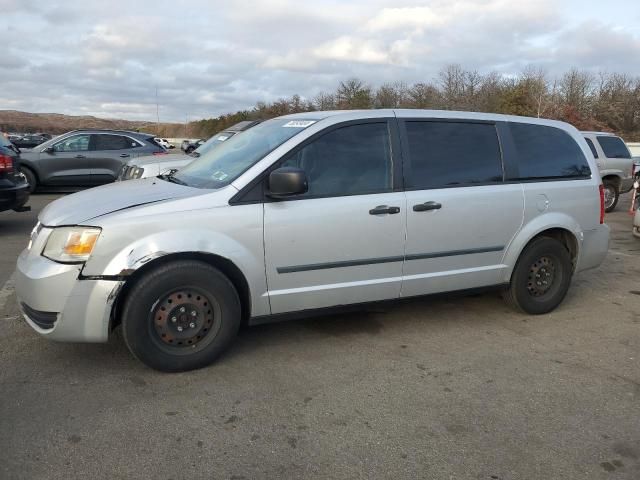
[{"xmin": 0, "ymin": 0, "xmax": 639, "ymax": 122}]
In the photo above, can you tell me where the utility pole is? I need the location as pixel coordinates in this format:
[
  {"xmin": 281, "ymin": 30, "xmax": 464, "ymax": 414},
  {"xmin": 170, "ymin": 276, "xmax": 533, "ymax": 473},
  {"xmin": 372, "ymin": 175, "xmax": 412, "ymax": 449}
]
[{"xmin": 155, "ymin": 86, "xmax": 160, "ymax": 134}]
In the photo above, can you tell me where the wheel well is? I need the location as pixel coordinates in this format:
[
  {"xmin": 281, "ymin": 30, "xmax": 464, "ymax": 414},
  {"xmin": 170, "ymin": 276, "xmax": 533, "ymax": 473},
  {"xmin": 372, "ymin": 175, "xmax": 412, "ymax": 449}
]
[
  {"xmin": 21, "ymin": 164, "xmax": 38, "ymax": 180},
  {"xmin": 529, "ymin": 228, "xmax": 579, "ymax": 269},
  {"xmin": 110, "ymin": 252, "xmax": 251, "ymax": 331},
  {"xmin": 601, "ymin": 175, "xmax": 621, "ymax": 188}
]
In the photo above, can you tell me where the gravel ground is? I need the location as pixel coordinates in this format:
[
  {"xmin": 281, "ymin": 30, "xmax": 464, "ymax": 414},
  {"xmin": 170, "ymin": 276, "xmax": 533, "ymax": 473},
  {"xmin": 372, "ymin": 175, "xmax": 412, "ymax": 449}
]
[{"xmin": 0, "ymin": 192, "xmax": 638, "ymax": 480}]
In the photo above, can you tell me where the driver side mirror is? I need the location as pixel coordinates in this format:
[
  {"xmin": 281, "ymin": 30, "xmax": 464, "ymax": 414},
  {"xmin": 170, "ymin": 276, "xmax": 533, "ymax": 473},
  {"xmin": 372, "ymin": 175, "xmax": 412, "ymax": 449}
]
[
  {"xmin": 267, "ymin": 167, "xmax": 308, "ymax": 198},
  {"xmin": 42, "ymin": 146, "xmax": 55, "ymax": 154}
]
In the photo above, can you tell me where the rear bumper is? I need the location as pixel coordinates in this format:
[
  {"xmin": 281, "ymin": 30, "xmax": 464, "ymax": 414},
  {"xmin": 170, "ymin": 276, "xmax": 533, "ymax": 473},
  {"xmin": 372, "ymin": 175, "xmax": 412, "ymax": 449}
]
[
  {"xmin": 15, "ymin": 249, "xmax": 122, "ymax": 342},
  {"xmin": 576, "ymin": 224, "xmax": 610, "ymax": 272},
  {"xmin": 620, "ymin": 176, "xmax": 634, "ymax": 193},
  {"xmin": 0, "ymin": 182, "xmax": 29, "ymax": 212}
]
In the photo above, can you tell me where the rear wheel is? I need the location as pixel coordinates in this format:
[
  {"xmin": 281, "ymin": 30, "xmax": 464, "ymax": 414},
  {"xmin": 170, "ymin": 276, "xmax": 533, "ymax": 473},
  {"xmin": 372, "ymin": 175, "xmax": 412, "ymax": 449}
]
[
  {"xmin": 603, "ymin": 179, "xmax": 619, "ymax": 213},
  {"xmin": 121, "ymin": 260, "xmax": 241, "ymax": 372},
  {"xmin": 503, "ymin": 237, "xmax": 573, "ymax": 314},
  {"xmin": 20, "ymin": 167, "xmax": 37, "ymax": 193}
]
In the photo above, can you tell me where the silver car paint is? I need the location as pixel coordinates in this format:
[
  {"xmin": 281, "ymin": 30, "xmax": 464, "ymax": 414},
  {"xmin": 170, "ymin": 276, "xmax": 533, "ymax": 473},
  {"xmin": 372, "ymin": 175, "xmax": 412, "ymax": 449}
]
[
  {"xmin": 39, "ymin": 176, "xmax": 205, "ymax": 225},
  {"xmin": 15, "ymin": 109, "xmax": 610, "ymax": 343}
]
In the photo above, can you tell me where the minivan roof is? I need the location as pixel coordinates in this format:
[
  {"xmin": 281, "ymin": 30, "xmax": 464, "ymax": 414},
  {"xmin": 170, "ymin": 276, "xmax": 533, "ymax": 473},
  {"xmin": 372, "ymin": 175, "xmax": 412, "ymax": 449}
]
[{"xmin": 277, "ymin": 109, "xmax": 576, "ymax": 129}]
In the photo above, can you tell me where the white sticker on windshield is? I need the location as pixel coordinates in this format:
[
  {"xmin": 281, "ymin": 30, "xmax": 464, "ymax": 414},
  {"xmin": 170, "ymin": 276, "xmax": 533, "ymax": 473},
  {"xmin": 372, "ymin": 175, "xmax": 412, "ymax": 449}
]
[
  {"xmin": 283, "ymin": 120, "xmax": 316, "ymax": 128},
  {"xmin": 217, "ymin": 135, "xmax": 229, "ymax": 141},
  {"xmin": 211, "ymin": 171, "xmax": 229, "ymax": 181}
]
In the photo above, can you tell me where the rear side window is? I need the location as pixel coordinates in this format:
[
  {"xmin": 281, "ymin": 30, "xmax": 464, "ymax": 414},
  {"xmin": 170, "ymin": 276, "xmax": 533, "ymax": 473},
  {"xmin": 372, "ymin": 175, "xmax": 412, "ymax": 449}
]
[
  {"xmin": 281, "ymin": 122, "xmax": 392, "ymax": 197},
  {"xmin": 584, "ymin": 138, "xmax": 598, "ymax": 158},
  {"xmin": 404, "ymin": 121, "xmax": 503, "ymax": 189},
  {"xmin": 94, "ymin": 134, "xmax": 138, "ymax": 150},
  {"xmin": 597, "ymin": 136, "xmax": 630, "ymax": 159},
  {"xmin": 510, "ymin": 123, "xmax": 591, "ymax": 180}
]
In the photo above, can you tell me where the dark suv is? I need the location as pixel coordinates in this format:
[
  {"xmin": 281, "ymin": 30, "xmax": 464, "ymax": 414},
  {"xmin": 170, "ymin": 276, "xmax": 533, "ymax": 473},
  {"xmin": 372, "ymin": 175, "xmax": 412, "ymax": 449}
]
[
  {"xmin": 0, "ymin": 135, "xmax": 30, "ymax": 213},
  {"xmin": 19, "ymin": 129, "xmax": 166, "ymax": 192}
]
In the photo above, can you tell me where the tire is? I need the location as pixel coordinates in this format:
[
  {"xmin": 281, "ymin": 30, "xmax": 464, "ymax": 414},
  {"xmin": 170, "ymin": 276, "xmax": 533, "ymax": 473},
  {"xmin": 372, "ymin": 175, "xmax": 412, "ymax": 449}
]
[
  {"xmin": 20, "ymin": 167, "xmax": 37, "ymax": 193},
  {"xmin": 603, "ymin": 180, "xmax": 619, "ymax": 213},
  {"xmin": 121, "ymin": 260, "xmax": 241, "ymax": 372},
  {"xmin": 503, "ymin": 237, "xmax": 573, "ymax": 315}
]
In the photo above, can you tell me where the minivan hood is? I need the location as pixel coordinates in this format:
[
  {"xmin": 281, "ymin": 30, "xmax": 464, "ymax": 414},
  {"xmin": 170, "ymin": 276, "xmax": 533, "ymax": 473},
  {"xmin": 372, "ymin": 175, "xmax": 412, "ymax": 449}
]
[{"xmin": 39, "ymin": 177, "xmax": 203, "ymax": 226}]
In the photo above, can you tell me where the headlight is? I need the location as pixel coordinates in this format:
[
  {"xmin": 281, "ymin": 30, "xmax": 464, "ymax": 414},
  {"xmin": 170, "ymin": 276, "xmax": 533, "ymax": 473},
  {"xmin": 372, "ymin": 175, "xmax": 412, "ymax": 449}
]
[
  {"xmin": 128, "ymin": 166, "xmax": 144, "ymax": 179},
  {"xmin": 43, "ymin": 227, "xmax": 101, "ymax": 263}
]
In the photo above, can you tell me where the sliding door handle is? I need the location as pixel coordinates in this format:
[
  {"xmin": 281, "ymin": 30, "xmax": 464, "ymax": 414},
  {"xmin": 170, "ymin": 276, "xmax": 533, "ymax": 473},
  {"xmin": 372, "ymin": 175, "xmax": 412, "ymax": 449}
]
[
  {"xmin": 413, "ymin": 201, "xmax": 442, "ymax": 212},
  {"xmin": 369, "ymin": 205, "xmax": 400, "ymax": 215}
]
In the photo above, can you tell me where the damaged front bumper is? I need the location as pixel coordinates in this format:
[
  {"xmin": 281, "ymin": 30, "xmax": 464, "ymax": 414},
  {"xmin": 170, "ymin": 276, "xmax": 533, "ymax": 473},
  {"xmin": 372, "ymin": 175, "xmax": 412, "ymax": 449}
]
[{"xmin": 15, "ymin": 248, "xmax": 122, "ymax": 343}]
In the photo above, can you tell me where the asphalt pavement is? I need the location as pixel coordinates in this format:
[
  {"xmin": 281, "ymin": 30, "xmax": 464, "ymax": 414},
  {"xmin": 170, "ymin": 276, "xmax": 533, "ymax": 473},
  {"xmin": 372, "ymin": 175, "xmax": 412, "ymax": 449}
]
[{"xmin": 0, "ymin": 192, "xmax": 639, "ymax": 479}]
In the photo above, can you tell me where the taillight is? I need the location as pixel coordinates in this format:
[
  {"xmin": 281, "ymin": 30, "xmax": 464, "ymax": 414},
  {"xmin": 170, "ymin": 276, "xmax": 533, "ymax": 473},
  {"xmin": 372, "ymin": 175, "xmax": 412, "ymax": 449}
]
[
  {"xmin": 0, "ymin": 154, "xmax": 14, "ymax": 173},
  {"xmin": 152, "ymin": 151, "xmax": 167, "ymax": 156},
  {"xmin": 599, "ymin": 184, "xmax": 605, "ymax": 224}
]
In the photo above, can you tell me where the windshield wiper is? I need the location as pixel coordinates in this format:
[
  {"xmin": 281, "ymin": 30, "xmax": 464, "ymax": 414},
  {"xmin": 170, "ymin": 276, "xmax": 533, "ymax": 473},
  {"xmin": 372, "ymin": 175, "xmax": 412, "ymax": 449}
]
[{"xmin": 159, "ymin": 173, "xmax": 188, "ymax": 186}]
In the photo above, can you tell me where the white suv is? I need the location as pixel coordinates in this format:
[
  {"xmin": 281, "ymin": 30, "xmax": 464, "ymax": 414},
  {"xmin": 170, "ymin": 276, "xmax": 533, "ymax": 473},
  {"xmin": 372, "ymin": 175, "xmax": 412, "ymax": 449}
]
[
  {"xmin": 581, "ymin": 131, "xmax": 634, "ymax": 211},
  {"xmin": 15, "ymin": 110, "xmax": 609, "ymax": 372}
]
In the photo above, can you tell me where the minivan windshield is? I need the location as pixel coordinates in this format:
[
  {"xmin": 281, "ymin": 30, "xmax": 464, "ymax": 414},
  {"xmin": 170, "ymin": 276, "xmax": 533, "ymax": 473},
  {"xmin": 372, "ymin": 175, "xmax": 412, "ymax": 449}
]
[
  {"xmin": 192, "ymin": 131, "xmax": 236, "ymax": 156},
  {"xmin": 173, "ymin": 118, "xmax": 317, "ymax": 189}
]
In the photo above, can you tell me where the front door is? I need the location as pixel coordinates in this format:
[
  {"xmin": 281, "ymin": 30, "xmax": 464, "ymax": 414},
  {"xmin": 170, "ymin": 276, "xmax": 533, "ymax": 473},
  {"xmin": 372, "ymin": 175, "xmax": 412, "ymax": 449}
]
[
  {"xmin": 399, "ymin": 119, "xmax": 524, "ymax": 297},
  {"xmin": 263, "ymin": 120, "xmax": 406, "ymax": 314},
  {"xmin": 41, "ymin": 134, "xmax": 92, "ymax": 186}
]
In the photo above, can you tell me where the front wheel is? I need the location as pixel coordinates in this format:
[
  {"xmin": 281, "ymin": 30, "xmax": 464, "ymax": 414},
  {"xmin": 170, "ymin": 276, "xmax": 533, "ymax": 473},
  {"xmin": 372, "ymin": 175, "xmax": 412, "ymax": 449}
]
[
  {"xmin": 603, "ymin": 180, "xmax": 619, "ymax": 213},
  {"xmin": 20, "ymin": 167, "xmax": 37, "ymax": 193},
  {"xmin": 503, "ymin": 237, "xmax": 573, "ymax": 314},
  {"xmin": 121, "ymin": 260, "xmax": 241, "ymax": 372}
]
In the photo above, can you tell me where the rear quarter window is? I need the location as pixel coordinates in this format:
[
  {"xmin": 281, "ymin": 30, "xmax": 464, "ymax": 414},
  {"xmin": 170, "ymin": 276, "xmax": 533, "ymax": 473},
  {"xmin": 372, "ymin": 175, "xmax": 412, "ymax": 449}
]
[
  {"xmin": 510, "ymin": 123, "xmax": 591, "ymax": 180},
  {"xmin": 597, "ymin": 136, "xmax": 631, "ymax": 159}
]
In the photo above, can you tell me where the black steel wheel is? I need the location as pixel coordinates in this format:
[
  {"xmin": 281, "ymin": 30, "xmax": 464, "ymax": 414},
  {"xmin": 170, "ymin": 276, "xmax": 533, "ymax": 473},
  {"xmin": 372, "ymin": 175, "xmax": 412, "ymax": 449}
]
[
  {"xmin": 503, "ymin": 237, "xmax": 573, "ymax": 314},
  {"xmin": 122, "ymin": 260, "xmax": 241, "ymax": 372}
]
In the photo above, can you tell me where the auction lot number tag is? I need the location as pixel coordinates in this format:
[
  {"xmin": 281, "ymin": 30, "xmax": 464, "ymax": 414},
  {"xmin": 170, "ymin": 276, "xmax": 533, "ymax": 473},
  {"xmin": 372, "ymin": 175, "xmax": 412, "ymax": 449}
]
[{"xmin": 283, "ymin": 120, "xmax": 316, "ymax": 128}]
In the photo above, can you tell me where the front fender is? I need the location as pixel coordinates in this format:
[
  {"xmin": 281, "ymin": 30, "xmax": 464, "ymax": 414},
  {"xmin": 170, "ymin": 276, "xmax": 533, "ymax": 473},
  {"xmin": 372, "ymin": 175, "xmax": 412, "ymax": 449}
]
[
  {"xmin": 500, "ymin": 212, "xmax": 582, "ymax": 283},
  {"xmin": 82, "ymin": 204, "xmax": 269, "ymax": 316}
]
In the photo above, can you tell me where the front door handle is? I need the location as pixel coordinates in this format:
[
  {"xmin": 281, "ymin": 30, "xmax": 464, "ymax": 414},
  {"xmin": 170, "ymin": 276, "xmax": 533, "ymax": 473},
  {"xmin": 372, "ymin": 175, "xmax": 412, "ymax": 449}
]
[
  {"xmin": 369, "ymin": 205, "xmax": 400, "ymax": 215},
  {"xmin": 75, "ymin": 155, "xmax": 86, "ymax": 159},
  {"xmin": 120, "ymin": 153, "xmax": 130, "ymax": 158},
  {"xmin": 413, "ymin": 201, "xmax": 442, "ymax": 212}
]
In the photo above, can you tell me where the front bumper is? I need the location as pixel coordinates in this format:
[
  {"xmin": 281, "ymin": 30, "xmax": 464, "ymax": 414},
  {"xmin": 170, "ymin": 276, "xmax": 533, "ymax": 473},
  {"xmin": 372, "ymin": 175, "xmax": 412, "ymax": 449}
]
[
  {"xmin": 15, "ymin": 248, "xmax": 122, "ymax": 342},
  {"xmin": 576, "ymin": 224, "xmax": 610, "ymax": 272}
]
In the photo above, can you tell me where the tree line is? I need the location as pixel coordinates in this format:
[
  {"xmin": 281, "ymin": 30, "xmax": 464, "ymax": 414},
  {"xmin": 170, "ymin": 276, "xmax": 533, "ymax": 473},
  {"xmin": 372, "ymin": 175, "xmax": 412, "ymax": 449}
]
[{"xmin": 180, "ymin": 64, "xmax": 640, "ymax": 141}]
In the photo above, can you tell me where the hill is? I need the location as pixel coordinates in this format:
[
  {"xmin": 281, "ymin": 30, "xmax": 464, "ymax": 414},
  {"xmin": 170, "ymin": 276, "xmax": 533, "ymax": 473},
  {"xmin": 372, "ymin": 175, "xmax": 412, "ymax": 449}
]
[{"xmin": 0, "ymin": 110, "xmax": 184, "ymax": 137}]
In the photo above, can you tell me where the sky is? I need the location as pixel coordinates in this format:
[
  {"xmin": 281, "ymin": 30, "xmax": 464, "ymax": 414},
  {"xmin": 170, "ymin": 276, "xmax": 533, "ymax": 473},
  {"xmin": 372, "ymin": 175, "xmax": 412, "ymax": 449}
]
[{"xmin": 1, "ymin": 0, "xmax": 639, "ymax": 123}]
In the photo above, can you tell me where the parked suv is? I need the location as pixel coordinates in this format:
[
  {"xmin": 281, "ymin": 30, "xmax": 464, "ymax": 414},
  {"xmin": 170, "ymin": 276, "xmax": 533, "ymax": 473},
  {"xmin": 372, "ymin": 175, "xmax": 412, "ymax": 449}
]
[
  {"xmin": 19, "ymin": 129, "xmax": 166, "ymax": 192},
  {"xmin": 581, "ymin": 131, "xmax": 634, "ymax": 212},
  {"xmin": 15, "ymin": 110, "xmax": 609, "ymax": 372},
  {"xmin": 119, "ymin": 121, "xmax": 261, "ymax": 181},
  {"xmin": 0, "ymin": 135, "xmax": 30, "ymax": 213}
]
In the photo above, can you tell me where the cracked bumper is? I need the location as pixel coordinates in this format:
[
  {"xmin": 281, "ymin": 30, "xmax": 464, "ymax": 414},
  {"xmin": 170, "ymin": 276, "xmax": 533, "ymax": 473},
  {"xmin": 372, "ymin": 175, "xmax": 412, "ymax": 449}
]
[{"xmin": 15, "ymin": 249, "xmax": 121, "ymax": 342}]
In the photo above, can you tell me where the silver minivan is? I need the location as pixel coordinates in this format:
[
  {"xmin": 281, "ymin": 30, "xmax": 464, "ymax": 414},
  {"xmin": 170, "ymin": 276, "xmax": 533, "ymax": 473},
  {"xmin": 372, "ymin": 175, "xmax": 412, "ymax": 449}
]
[{"xmin": 15, "ymin": 110, "xmax": 610, "ymax": 371}]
